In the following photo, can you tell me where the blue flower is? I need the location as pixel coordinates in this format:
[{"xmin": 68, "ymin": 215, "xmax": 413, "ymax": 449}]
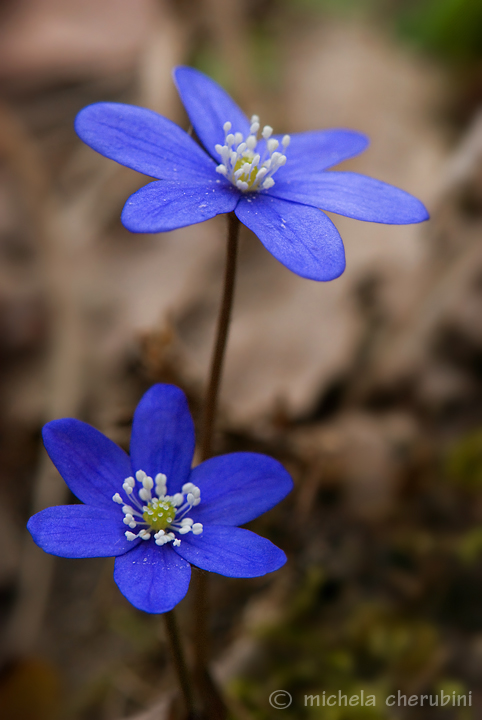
[
  {"xmin": 27, "ymin": 384, "xmax": 292, "ymax": 613},
  {"xmin": 74, "ymin": 67, "xmax": 429, "ymax": 282}
]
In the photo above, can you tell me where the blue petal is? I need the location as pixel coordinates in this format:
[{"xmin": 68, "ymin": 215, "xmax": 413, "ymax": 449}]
[
  {"xmin": 75, "ymin": 102, "xmax": 214, "ymax": 180},
  {"xmin": 121, "ymin": 178, "xmax": 239, "ymax": 233},
  {"xmin": 27, "ymin": 505, "xmax": 135, "ymax": 558},
  {"xmin": 174, "ymin": 67, "xmax": 250, "ymax": 157},
  {"xmin": 173, "ymin": 526, "xmax": 286, "ymax": 577},
  {"xmin": 130, "ymin": 384, "xmax": 195, "ymax": 493},
  {"xmin": 188, "ymin": 453, "xmax": 293, "ymax": 526},
  {"xmin": 270, "ymin": 171, "xmax": 429, "ymax": 224},
  {"xmin": 235, "ymin": 194, "xmax": 346, "ymax": 281},
  {"xmin": 279, "ymin": 129, "xmax": 369, "ymax": 176},
  {"xmin": 114, "ymin": 541, "xmax": 191, "ymax": 613},
  {"xmin": 42, "ymin": 420, "xmax": 132, "ymax": 510}
]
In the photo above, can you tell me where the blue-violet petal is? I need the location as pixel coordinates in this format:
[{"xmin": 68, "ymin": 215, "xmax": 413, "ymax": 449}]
[
  {"xmin": 173, "ymin": 525, "xmax": 287, "ymax": 577},
  {"xmin": 236, "ymin": 194, "xmax": 346, "ymax": 281},
  {"xmin": 174, "ymin": 67, "xmax": 251, "ymax": 157},
  {"xmin": 27, "ymin": 505, "xmax": 135, "ymax": 558},
  {"xmin": 270, "ymin": 171, "xmax": 429, "ymax": 224},
  {"xmin": 42, "ymin": 419, "xmax": 132, "ymax": 510},
  {"xmin": 189, "ymin": 452, "xmax": 293, "ymax": 526},
  {"xmin": 130, "ymin": 384, "xmax": 195, "ymax": 493},
  {"xmin": 75, "ymin": 102, "xmax": 214, "ymax": 180},
  {"xmin": 121, "ymin": 178, "xmax": 239, "ymax": 233},
  {"xmin": 114, "ymin": 542, "xmax": 191, "ymax": 613},
  {"xmin": 277, "ymin": 128, "xmax": 369, "ymax": 176}
]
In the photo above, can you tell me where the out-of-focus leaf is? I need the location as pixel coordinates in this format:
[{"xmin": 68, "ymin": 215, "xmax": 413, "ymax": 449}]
[
  {"xmin": 398, "ymin": 0, "xmax": 482, "ymax": 62},
  {"xmin": 456, "ymin": 527, "xmax": 482, "ymax": 564},
  {"xmin": 446, "ymin": 429, "xmax": 482, "ymax": 490}
]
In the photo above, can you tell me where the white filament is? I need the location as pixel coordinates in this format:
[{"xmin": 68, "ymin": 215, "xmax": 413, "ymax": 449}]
[
  {"xmin": 112, "ymin": 472, "xmax": 203, "ymax": 546},
  {"xmin": 215, "ymin": 115, "xmax": 290, "ymax": 193}
]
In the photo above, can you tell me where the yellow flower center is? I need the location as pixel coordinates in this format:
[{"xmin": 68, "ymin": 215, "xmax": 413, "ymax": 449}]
[
  {"xmin": 215, "ymin": 116, "xmax": 290, "ymax": 192},
  {"xmin": 142, "ymin": 498, "xmax": 176, "ymax": 531},
  {"xmin": 233, "ymin": 156, "xmax": 259, "ymax": 188}
]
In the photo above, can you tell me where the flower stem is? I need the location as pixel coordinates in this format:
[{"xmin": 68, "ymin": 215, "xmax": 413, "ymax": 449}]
[
  {"xmin": 200, "ymin": 212, "xmax": 240, "ymax": 462},
  {"xmin": 194, "ymin": 212, "xmax": 240, "ymax": 719},
  {"xmin": 164, "ymin": 609, "xmax": 196, "ymax": 718}
]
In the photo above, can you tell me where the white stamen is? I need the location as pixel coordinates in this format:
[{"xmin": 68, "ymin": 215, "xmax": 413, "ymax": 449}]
[
  {"xmin": 215, "ymin": 116, "xmax": 288, "ymax": 193},
  {"xmin": 123, "ymin": 477, "xmax": 135, "ymax": 495},
  {"xmin": 142, "ymin": 478, "xmax": 153, "ymax": 492},
  {"xmin": 116, "ymin": 474, "xmax": 203, "ymax": 547}
]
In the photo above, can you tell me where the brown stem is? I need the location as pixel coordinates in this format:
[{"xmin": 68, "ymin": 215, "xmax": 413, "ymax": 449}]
[
  {"xmin": 164, "ymin": 610, "xmax": 196, "ymax": 718},
  {"xmin": 199, "ymin": 212, "xmax": 240, "ymax": 461},
  {"xmin": 193, "ymin": 212, "xmax": 240, "ymax": 719}
]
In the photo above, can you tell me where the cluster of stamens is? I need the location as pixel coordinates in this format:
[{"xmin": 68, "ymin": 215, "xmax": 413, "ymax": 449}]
[
  {"xmin": 215, "ymin": 116, "xmax": 290, "ymax": 192},
  {"xmin": 112, "ymin": 470, "xmax": 202, "ymax": 547}
]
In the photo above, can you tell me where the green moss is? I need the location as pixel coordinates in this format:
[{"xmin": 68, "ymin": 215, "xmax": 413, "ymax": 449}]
[{"xmin": 446, "ymin": 428, "xmax": 482, "ymax": 490}]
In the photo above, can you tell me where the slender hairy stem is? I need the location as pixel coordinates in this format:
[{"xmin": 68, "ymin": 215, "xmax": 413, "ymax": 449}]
[
  {"xmin": 200, "ymin": 212, "xmax": 240, "ymax": 462},
  {"xmin": 193, "ymin": 212, "xmax": 240, "ymax": 719},
  {"xmin": 164, "ymin": 610, "xmax": 196, "ymax": 718}
]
